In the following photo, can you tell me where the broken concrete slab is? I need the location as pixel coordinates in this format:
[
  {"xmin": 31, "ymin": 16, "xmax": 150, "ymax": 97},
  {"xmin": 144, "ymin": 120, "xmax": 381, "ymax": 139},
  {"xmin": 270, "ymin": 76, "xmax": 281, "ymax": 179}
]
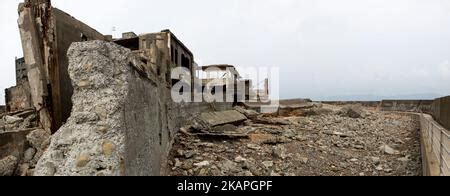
[
  {"xmin": 234, "ymin": 106, "xmax": 259, "ymax": 119},
  {"xmin": 197, "ymin": 110, "xmax": 247, "ymax": 127}
]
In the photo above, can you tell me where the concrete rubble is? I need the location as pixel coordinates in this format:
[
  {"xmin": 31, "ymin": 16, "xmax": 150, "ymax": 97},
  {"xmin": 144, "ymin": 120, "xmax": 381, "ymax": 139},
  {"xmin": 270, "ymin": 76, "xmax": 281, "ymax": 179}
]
[
  {"xmin": 0, "ymin": 109, "xmax": 50, "ymax": 176},
  {"xmin": 183, "ymin": 110, "xmax": 250, "ymax": 138},
  {"xmin": 167, "ymin": 104, "xmax": 422, "ymax": 176}
]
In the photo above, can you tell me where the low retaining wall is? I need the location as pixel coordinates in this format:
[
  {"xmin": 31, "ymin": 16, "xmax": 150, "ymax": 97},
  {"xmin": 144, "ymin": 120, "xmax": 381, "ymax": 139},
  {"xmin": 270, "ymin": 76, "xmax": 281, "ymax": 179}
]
[
  {"xmin": 321, "ymin": 101, "xmax": 380, "ymax": 107},
  {"xmin": 419, "ymin": 114, "xmax": 449, "ymax": 176},
  {"xmin": 381, "ymin": 100, "xmax": 433, "ymax": 114}
]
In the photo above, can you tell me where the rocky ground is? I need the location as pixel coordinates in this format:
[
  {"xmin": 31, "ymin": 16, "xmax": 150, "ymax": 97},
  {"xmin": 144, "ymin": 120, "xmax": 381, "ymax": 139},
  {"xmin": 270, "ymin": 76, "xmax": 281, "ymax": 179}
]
[
  {"xmin": 167, "ymin": 104, "xmax": 422, "ymax": 176},
  {"xmin": 0, "ymin": 109, "xmax": 50, "ymax": 176}
]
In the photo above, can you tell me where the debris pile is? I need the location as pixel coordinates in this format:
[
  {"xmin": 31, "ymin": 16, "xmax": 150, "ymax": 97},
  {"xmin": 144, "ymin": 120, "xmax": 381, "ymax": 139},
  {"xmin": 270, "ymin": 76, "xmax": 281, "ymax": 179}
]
[
  {"xmin": 0, "ymin": 109, "xmax": 38, "ymax": 133},
  {"xmin": 0, "ymin": 109, "xmax": 50, "ymax": 176},
  {"xmin": 167, "ymin": 104, "xmax": 422, "ymax": 176}
]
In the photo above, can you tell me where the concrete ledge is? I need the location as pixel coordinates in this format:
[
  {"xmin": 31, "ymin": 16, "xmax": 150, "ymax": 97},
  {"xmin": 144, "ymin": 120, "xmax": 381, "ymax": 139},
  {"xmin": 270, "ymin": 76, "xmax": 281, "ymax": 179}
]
[{"xmin": 381, "ymin": 100, "xmax": 433, "ymax": 114}]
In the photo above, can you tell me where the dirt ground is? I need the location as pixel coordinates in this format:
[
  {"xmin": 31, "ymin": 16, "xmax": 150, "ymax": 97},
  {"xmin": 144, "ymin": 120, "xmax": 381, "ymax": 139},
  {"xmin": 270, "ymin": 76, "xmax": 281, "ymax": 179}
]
[{"xmin": 166, "ymin": 105, "xmax": 422, "ymax": 176}]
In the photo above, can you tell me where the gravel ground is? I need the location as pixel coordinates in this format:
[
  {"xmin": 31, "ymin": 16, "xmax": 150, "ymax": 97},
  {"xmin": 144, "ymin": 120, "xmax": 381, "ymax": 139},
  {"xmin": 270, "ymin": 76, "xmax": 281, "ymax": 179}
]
[{"xmin": 167, "ymin": 105, "xmax": 422, "ymax": 176}]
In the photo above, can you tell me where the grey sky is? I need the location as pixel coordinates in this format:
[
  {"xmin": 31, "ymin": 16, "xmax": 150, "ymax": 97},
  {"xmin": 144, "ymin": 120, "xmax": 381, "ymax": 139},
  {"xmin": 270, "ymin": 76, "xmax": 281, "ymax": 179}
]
[{"xmin": 1, "ymin": 0, "xmax": 450, "ymax": 104}]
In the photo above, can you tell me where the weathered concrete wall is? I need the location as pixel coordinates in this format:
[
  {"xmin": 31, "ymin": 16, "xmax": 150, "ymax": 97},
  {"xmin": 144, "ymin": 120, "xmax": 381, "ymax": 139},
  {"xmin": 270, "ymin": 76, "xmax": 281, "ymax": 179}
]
[
  {"xmin": 419, "ymin": 114, "xmax": 450, "ymax": 176},
  {"xmin": 34, "ymin": 41, "xmax": 184, "ymax": 176},
  {"xmin": 431, "ymin": 96, "xmax": 450, "ymax": 131},
  {"xmin": 381, "ymin": 100, "xmax": 433, "ymax": 113},
  {"xmin": 0, "ymin": 130, "xmax": 33, "ymax": 160},
  {"xmin": 5, "ymin": 83, "xmax": 32, "ymax": 112},
  {"xmin": 17, "ymin": 0, "xmax": 106, "ymax": 133}
]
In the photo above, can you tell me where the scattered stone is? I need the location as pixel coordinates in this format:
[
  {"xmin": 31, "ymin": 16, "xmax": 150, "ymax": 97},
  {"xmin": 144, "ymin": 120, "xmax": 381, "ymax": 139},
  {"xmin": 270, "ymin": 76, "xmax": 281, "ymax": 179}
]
[
  {"xmin": 96, "ymin": 126, "xmax": 109, "ymax": 134},
  {"xmin": 234, "ymin": 106, "xmax": 259, "ymax": 119},
  {"xmin": 184, "ymin": 151, "xmax": 197, "ymax": 159},
  {"xmin": 26, "ymin": 129, "xmax": 51, "ymax": 149},
  {"xmin": 219, "ymin": 160, "xmax": 238, "ymax": 173},
  {"xmin": 375, "ymin": 165, "xmax": 383, "ymax": 171},
  {"xmin": 262, "ymin": 136, "xmax": 290, "ymax": 145},
  {"xmin": 0, "ymin": 156, "xmax": 18, "ymax": 176},
  {"xmin": 176, "ymin": 149, "xmax": 185, "ymax": 157},
  {"xmin": 168, "ymin": 104, "xmax": 422, "ymax": 176},
  {"xmin": 102, "ymin": 141, "xmax": 115, "ymax": 156},
  {"xmin": 340, "ymin": 105, "xmax": 365, "ymax": 118},
  {"xmin": 254, "ymin": 117, "xmax": 292, "ymax": 126},
  {"xmin": 247, "ymin": 144, "xmax": 261, "ymax": 150},
  {"xmin": 243, "ymin": 171, "xmax": 254, "ymax": 176},
  {"xmin": 262, "ymin": 161, "xmax": 274, "ymax": 168},
  {"xmin": 380, "ymin": 144, "xmax": 400, "ymax": 155},
  {"xmin": 23, "ymin": 148, "xmax": 37, "ymax": 162},
  {"xmin": 174, "ymin": 159, "xmax": 182, "ymax": 168},
  {"xmin": 398, "ymin": 157, "xmax": 410, "ymax": 162},
  {"xmin": 270, "ymin": 172, "xmax": 281, "ymax": 176},
  {"xmin": 234, "ymin": 156, "xmax": 247, "ymax": 163},
  {"xmin": 272, "ymin": 146, "xmax": 287, "ymax": 159},
  {"xmin": 301, "ymin": 157, "xmax": 309, "ymax": 164},
  {"xmin": 324, "ymin": 131, "xmax": 352, "ymax": 138},
  {"xmin": 198, "ymin": 168, "xmax": 207, "ymax": 176},
  {"xmin": 194, "ymin": 161, "xmax": 210, "ymax": 168}
]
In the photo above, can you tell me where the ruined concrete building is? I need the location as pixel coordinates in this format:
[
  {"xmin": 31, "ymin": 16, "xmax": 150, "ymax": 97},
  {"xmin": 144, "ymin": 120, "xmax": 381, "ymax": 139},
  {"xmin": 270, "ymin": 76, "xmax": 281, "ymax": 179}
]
[{"xmin": 0, "ymin": 0, "xmax": 267, "ymax": 176}]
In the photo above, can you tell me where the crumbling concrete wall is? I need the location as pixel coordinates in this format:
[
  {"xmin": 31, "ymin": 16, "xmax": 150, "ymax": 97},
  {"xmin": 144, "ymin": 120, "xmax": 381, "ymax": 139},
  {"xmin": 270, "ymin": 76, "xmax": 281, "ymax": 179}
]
[
  {"xmin": 35, "ymin": 41, "xmax": 183, "ymax": 176},
  {"xmin": 419, "ymin": 114, "xmax": 450, "ymax": 176},
  {"xmin": 16, "ymin": 0, "xmax": 106, "ymax": 133}
]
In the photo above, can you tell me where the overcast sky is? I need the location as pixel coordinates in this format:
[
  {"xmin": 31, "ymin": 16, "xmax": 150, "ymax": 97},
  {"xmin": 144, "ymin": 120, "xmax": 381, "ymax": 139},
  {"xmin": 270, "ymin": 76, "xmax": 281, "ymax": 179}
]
[{"xmin": 1, "ymin": 0, "xmax": 450, "ymax": 104}]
